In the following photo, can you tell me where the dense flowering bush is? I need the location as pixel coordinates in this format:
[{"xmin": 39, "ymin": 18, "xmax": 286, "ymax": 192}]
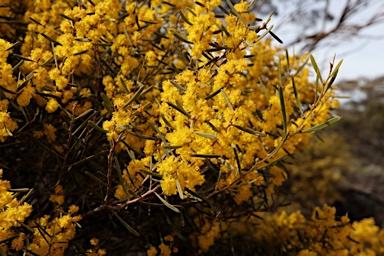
[{"xmin": 1, "ymin": 0, "xmax": 383, "ymax": 255}]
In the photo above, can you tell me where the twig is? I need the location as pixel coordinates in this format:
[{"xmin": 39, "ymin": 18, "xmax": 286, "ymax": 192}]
[{"xmin": 105, "ymin": 132, "xmax": 124, "ymax": 204}]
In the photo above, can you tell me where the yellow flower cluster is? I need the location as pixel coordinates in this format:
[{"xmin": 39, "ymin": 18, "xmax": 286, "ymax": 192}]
[
  {"xmin": 0, "ymin": 1, "xmax": 30, "ymax": 39},
  {"xmin": 146, "ymin": 235, "xmax": 178, "ymax": 256},
  {"xmin": 27, "ymin": 206, "xmax": 82, "ymax": 255},
  {"xmin": 100, "ymin": 0, "xmax": 340, "ymax": 207},
  {"xmin": 0, "ymin": 169, "xmax": 33, "ymax": 253},
  {"xmin": 0, "ymin": 169, "xmax": 83, "ymax": 255},
  {"xmin": 86, "ymin": 238, "xmax": 107, "ymax": 255},
  {"xmin": 0, "ymin": 0, "xmax": 348, "ymax": 254},
  {"xmin": 0, "ymin": 99, "xmax": 18, "ymax": 142},
  {"xmin": 287, "ymin": 133, "xmax": 351, "ymax": 208},
  {"xmin": 49, "ymin": 184, "xmax": 65, "ymax": 205},
  {"xmin": 196, "ymin": 218, "xmax": 221, "ymax": 252},
  {"xmin": 228, "ymin": 205, "xmax": 384, "ymax": 255}
]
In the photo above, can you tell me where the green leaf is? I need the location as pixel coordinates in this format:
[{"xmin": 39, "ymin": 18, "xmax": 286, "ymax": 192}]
[
  {"xmin": 113, "ymin": 212, "xmax": 140, "ymax": 236},
  {"xmin": 192, "ymin": 154, "xmax": 221, "ymax": 158},
  {"xmin": 166, "ymin": 101, "xmax": 191, "ymax": 118},
  {"xmin": 69, "ymin": 150, "xmax": 109, "ymax": 167},
  {"xmin": 41, "ymin": 85, "xmax": 55, "ymax": 91},
  {"xmin": 163, "ymin": 211, "xmax": 186, "ymax": 240},
  {"xmin": 122, "ymin": 84, "xmax": 145, "ymax": 109},
  {"xmin": 310, "ymin": 54, "xmax": 323, "ymax": 84},
  {"xmin": 233, "ymin": 146, "xmax": 242, "ymax": 177},
  {"xmin": 119, "ymin": 77, "xmax": 130, "ymax": 93},
  {"xmin": 278, "ymin": 87, "xmax": 287, "ymax": 135},
  {"xmin": 93, "ymin": 42, "xmax": 112, "ymax": 47},
  {"xmin": 0, "ymin": 235, "xmax": 19, "ymax": 248},
  {"xmin": 221, "ymin": 89, "xmax": 234, "ymax": 111},
  {"xmin": 128, "ymin": 131, "xmax": 156, "ymax": 140},
  {"xmin": 176, "ymin": 177, "xmax": 185, "ymax": 199},
  {"xmin": 258, "ymin": 77, "xmax": 269, "ymax": 99},
  {"xmin": 219, "ymin": 24, "xmax": 231, "ymax": 37},
  {"xmin": 233, "ymin": 125, "xmax": 266, "ymax": 137},
  {"xmin": 127, "ymin": 189, "xmax": 141, "ymax": 199},
  {"xmin": 41, "ymin": 33, "xmax": 63, "ymax": 46},
  {"xmin": 75, "ymin": 109, "xmax": 93, "ymax": 120},
  {"xmin": 294, "ymin": 57, "xmax": 309, "ymax": 77},
  {"xmin": 253, "ymin": 25, "xmax": 274, "ymax": 44},
  {"xmin": 285, "ymin": 49, "xmax": 290, "ymax": 69},
  {"xmin": 269, "ymin": 29, "xmax": 283, "ymax": 44},
  {"xmin": 205, "ymin": 86, "xmax": 223, "ymax": 100},
  {"xmin": 59, "ymin": 13, "xmax": 74, "ymax": 21},
  {"xmin": 102, "ymin": 102, "xmax": 113, "ymax": 115},
  {"xmin": 266, "ymin": 134, "xmax": 288, "ymax": 160},
  {"xmin": 225, "ymin": 0, "xmax": 246, "ymax": 24},
  {"xmin": 13, "ymin": 54, "xmax": 33, "ymax": 62},
  {"xmin": 194, "ymin": 131, "xmax": 216, "ymax": 139},
  {"xmin": 123, "ymin": 25, "xmax": 133, "ymax": 46},
  {"xmin": 0, "ymin": 85, "xmax": 17, "ymax": 94},
  {"xmin": 278, "ymin": 58, "xmax": 283, "ymax": 86},
  {"xmin": 73, "ymin": 111, "xmax": 98, "ymax": 134},
  {"xmin": 291, "ymin": 76, "xmax": 303, "ymax": 116},
  {"xmin": 140, "ymin": 169, "xmax": 162, "ymax": 178},
  {"xmin": 85, "ymin": 171, "xmax": 107, "ymax": 186},
  {"xmin": 218, "ymin": 157, "xmax": 236, "ymax": 171},
  {"xmin": 40, "ymin": 55, "xmax": 53, "ymax": 65},
  {"xmin": 172, "ymin": 30, "xmax": 193, "ymax": 44},
  {"xmin": 163, "ymin": 145, "xmax": 182, "ymax": 149},
  {"xmin": 179, "ymin": 11, "xmax": 192, "ymax": 25},
  {"xmin": 16, "ymin": 220, "xmax": 34, "ymax": 233},
  {"xmin": 75, "ymin": 38, "xmax": 92, "ymax": 42},
  {"xmin": 218, "ymin": 5, "xmax": 229, "ymax": 15},
  {"xmin": 51, "ymin": 42, "xmax": 59, "ymax": 69},
  {"xmin": 149, "ymin": 122, "xmax": 166, "ymax": 143},
  {"xmin": 88, "ymin": 120, "xmax": 108, "ymax": 133},
  {"xmin": 5, "ymin": 41, "xmax": 21, "ymax": 51},
  {"xmin": 186, "ymin": 7, "xmax": 197, "ymax": 16},
  {"xmin": 172, "ymin": 45, "xmax": 189, "ymax": 64},
  {"xmin": 155, "ymin": 192, "xmax": 180, "ymax": 213},
  {"xmin": 100, "ymin": 92, "xmax": 113, "ymax": 109},
  {"xmin": 325, "ymin": 59, "xmax": 343, "ymax": 93},
  {"xmin": 184, "ymin": 187, "xmax": 204, "ymax": 202},
  {"xmin": 160, "ymin": 114, "xmax": 175, "ymax": 131},
  {"xmin": 205, "ymin": 120, "xmax": 220, "ymax": 132},
  {"xmin": 19, "ymin": 188, "xmax": 34, "ymax": 204},
  {"xmin": 12, "ymin": 59, "xmax": 24, "ymax": 72},
  {"xmin": 170, "ymin": 80, "xmax": 186, "ymax": 91},
  {"xmin": 301, "ymin": 115, "xmax": 341, "ymax": 133}
]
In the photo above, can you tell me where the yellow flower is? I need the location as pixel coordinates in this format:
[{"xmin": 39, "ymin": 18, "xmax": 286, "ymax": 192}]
[
  {"xmin": 45, "ymin": 98, "xmax": 59, "ymax": 113},
  {"xmin": 160, "ymin": 176, "xmax": 177, "ymax": 196},
  {"xmin": 11, "ymin": 233, "xmax": 26, "ymax": 251},
  {"xmin": 147, "ymin": 245, "xmax": 158, "ymax": 256},
  {"xmin": 164, "ymin": 235, "xmax": 174, "ymax": 242},
  {"xmin": 158, "ymin": 243, "xmax": 171, "ymax": 256},
  {"xmin": 49, "ymin": 184, "xmax": 64, "ymax": 205},
  {"xmin": 16, "ymin": 83, "xmax": 35, "ymax": 107},
  {"xmin": 44, "ymin": 123, "xmax": 57, "ymax": 142},
  {"xmin": 90, "ymin": 238, "xmax": 99, "ymax": 246},
  {"xmin": 68, "ymin": 205, "xmax": 79, "ymax": 214}
]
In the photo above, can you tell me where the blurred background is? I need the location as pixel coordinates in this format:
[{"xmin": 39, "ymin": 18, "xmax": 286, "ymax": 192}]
[{"xmin": 252, "ymin": 0, "xmax": 384, "ymax": 226}]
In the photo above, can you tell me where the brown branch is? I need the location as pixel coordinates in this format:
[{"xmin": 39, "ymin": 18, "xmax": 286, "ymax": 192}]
[
  {"xmin": 57, "ymin": 102, "xmax": 77, "ymax": 184},
  {"xmin": 82, "ymin": 184, "xmax": 161, "ymax": 218},
  {"xmin": 105, "ymin": 132, "xmax": 124, "ymax": 204},
  {"xmin": 283, "ymin": 0, "xmax": 384, "ymax": 52}
]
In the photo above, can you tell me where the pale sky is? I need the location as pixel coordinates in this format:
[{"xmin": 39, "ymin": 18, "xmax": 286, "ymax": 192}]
[{"xmin": 270, "ymin": 0, "xmax": 384, "ymax": 81}]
